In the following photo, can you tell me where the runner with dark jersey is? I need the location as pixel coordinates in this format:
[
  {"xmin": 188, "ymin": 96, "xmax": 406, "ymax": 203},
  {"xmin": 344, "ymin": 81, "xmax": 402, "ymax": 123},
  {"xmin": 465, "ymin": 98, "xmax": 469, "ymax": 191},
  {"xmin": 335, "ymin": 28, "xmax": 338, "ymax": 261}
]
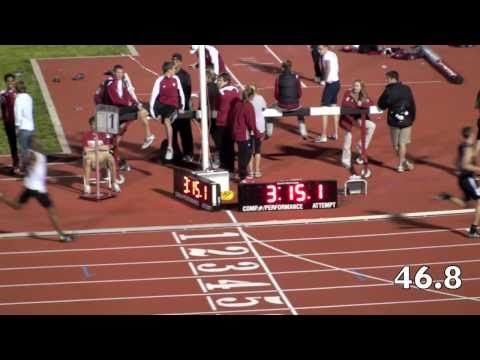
[{"xmin": 436, "ymin": 127, "xmax": 480, "ymax": 238}]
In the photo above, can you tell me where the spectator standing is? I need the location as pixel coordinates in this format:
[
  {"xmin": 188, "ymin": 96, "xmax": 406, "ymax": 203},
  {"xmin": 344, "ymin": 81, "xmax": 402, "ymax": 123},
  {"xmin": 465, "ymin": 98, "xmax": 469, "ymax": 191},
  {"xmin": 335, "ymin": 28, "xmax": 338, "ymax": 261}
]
[
  {"xmin": 316, "ymin": 45, "xmax": 341, "ymax": 143},
  {"xmin": 215, "ymin": 72, "xmax": 240, "ymax": 172},
  {"xmin": 14, "ymin": 81, "xmax": 35, "ymax": 166},
  {"xmin": 231, "ymin": 86, "xmax": 261, "ymax": 182},
  {"xmin": 171, "ymin": 53, "xmax": 194, "ymax": 162},
  {"xmin": 0, "ymin": 73, "xmax": 20, "ymax": 174},
  {"xmin": 270, "ymin": 60, "xmax": 308, "ymax": 140},
  {"xmin": 377, "ymin": 70, "xmax": 416, "ymax": 172},
  {"xmin": 248, "ymin": 84, "xmax": 267, "ymax": 178}
]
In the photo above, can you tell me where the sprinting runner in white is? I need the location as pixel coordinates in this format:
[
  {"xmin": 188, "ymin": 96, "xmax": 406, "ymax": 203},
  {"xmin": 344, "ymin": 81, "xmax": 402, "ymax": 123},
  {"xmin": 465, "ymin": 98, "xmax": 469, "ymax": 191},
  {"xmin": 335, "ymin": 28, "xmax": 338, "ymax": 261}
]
[{"xmin": 0, "ymin": 150, "xmax": 73, "ymax": 242}]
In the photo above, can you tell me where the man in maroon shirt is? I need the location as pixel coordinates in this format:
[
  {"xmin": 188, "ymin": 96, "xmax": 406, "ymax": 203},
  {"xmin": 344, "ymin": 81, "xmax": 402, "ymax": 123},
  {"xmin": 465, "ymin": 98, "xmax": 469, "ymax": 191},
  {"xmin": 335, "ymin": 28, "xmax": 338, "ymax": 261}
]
[
  {"xmin": 215, "ymin": 73, "xmax": 240, "ymax": 172},
  {"xmin": 106, "ymin": 65, "xmax": 154, "ymax": 150},
  {"xmin": 231, "ymin": 86, "xmax": 262, "ymax": 182},
  {"xmin": 149, "ymin": 61, "xmax": 185, "ymax": 161},
  {"xmin": 0, "ymin": 73, "xmax": 20, "ymax": 175},
  {"xmin": 82, "ymin": 117, "xmax": 120, "ymax": 194}
]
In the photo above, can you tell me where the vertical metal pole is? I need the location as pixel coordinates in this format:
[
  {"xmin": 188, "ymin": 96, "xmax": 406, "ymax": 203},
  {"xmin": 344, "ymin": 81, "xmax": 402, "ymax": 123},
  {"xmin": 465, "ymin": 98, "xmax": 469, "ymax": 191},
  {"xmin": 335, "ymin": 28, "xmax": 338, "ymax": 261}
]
[
  {"xmin": 199, "ymin": 45, "xmax": 210, "ymax": 171},
  {"xmin": 95, "ymin": 134, "xmax": 100, "ymax": 199},
  {"xmin": 360, "ymin": 112, "xmax": 369, "ymax": 175}
]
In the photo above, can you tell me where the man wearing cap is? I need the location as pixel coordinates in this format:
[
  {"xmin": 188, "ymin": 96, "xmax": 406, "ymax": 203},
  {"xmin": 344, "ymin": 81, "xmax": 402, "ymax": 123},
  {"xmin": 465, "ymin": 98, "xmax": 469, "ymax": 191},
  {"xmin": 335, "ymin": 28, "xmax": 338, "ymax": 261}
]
[
  {"xmin": 189, "ymin": 45, "xmax": 226, "ymax": 76},
  {"xmin": 172, "ymin": 53, "xmax": 194, "ymax": 162}
]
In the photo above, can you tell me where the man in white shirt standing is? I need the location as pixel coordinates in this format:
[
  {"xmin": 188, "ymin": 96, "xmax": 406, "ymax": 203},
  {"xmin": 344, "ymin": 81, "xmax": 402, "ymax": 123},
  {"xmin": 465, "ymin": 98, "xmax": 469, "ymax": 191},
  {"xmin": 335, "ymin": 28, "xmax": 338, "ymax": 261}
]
[
  {"xmin": 0, "ymin": 150, "xmax": 73, "ymax": 242},
  {"xmin": 14, "ymin": 81, "xmax": 35, "ymax": 166},
  {"xmin": 316, "ymin": 45, "xmax": 341, "ymax": 143}
]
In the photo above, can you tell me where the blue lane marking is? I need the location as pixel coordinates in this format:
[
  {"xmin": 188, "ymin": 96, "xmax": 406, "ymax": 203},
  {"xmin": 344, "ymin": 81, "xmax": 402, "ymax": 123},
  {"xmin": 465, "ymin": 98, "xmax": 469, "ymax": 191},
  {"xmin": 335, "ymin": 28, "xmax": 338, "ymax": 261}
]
[
  {"xmin": 351, "ymin": 269, "xmax": 367, "ymax": 282},
  {"xmin": 82, "ymin": 266, "xmax": 93, "ymax": 279}
]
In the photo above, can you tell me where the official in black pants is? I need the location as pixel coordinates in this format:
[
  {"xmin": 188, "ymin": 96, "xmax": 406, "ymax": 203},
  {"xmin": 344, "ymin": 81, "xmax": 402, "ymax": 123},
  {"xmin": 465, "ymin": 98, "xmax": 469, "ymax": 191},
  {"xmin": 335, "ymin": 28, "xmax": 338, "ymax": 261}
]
[
  {"xmin": 172, "ymin": 53, "xmax": 194, "ymax": 162},
  {"xmin": 0, "ymin": 73, "xmax": 20, "ymax": 174},
  {"xmin": 310, "ymin": 45, "xmax": 323, "ymax": 84}
]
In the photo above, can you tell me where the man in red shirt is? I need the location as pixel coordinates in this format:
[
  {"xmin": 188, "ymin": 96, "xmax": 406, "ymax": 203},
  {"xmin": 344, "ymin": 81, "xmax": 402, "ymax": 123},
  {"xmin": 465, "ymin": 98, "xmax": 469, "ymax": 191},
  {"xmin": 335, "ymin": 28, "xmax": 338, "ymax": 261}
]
[
  {"xmin": 189, "ymin": 45, "xmax": 226, "ymax": 76},
  {"xmin": 0, "ymin": 73, "xmax": 20, "ymax": 175},
  {"xmin": 106, "ymin": 65, "xmax": 154, "ymax": 150},
  {"xmin": 149, "ymin": 61, "xmax": 185, "ymax": 161},
  {"xmin": 215, "ymin": 72, "xmax": 240, "ymax": 172},
  {"xmin": 82, "ymin": 117, "xmax": 120, "ymax": 194}
]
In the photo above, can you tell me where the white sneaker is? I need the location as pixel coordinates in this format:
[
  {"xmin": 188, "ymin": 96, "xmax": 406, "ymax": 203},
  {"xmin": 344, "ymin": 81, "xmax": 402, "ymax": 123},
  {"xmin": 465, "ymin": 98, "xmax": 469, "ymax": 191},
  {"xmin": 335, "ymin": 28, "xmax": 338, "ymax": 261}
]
[
  {"xmin": 397, "ymin": 165, "xmax": 405, "ymax": 173},
  {"xmin": 315, "ymin": 135, "xmax": 328, "ymax": 143},
  {"xmin": 299, "ymin": 123, "xmax": 308, "ymax": 139},
  {"xmin": 84, "ymin": 184, "xmax": 91, "ymax": 194},
  {"xmin": 165, "ymin": 147, "xmax": 174, "ymax": 160},
  {"xmin": 355, "ymin": 157, "xmax": 365, "ymax": 165},
  {"xmin": 404, "ymin": 161, "xmax": 414, "ymax": 171},
  {"xmin": 182, "ymin": 155, "xmax": 194, "ymax": 163},
  {"xmin": 113, "ymin": 182, "xmax": 121, "ymax": 193},
  {"xmin": 141, "ymin": 134, "xmax": 156, "ymax": 150},
  {"xmin": 341, "ymin": 161, "xmax": 351, "ymax": 169},
  {"xmin": 314, "ymin": 76, "xmax": 321, "ymax": 84}
]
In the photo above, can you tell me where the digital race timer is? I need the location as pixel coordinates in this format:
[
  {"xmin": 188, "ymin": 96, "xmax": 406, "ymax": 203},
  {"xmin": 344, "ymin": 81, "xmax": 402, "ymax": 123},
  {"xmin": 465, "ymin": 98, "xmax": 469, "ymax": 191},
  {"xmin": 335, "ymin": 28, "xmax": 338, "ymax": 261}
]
[
  {"xmin": 173, "ymin": 168, "xmax": 221, "ymax": 211},
  {"xmin": 238, "ymin": 180, "xmax": 337, "ymax": 212}
]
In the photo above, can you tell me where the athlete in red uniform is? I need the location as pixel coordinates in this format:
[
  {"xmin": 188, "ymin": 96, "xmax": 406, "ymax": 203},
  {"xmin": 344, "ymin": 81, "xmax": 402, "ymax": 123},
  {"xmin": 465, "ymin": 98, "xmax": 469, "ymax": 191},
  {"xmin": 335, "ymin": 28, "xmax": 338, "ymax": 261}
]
[{"xmin": 149, "ymin": 61, "xmax": 185, "ymax": 161}]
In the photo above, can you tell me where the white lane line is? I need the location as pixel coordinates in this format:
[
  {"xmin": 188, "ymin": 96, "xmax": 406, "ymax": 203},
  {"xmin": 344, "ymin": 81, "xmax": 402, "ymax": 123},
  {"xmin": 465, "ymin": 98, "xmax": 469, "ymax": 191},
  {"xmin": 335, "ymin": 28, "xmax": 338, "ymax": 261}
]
[
  {"xmin": 0, "ymin": 208, "xmax": 474, "ymax": 240},
  {"xmin": 3, "ymin": 239, "xmax": 480, "ymax": 271},
  {"xmin": 241, "ymin": 231, "xmax": 480, "ymax": 304},
  {"xmin": 226, "ymin": 210, "xmax": 297, "ymax": 315},
  {"xmin": 2, "ymin": 259, "xmax": 480, "ymax": 289},
  {"xmin": 159, "ymin": 307, "xmax": 291, "ymax": 315},
  {"xmin": 264, "ymin": 45, "xmax": 307, "ymax": 88},
  {"xmin": 225, "ymin": 65, "xmax": 245, "ymax": 89},
  {"xmin": 0, "ymin": 226, "xmax": 473, "ymax": 256},
  {"xmin": 126, "ymin": 45, "xmax": 139, "ymax": 56},
  {"xmin": 172, "ymin": 232, "xmax": 215, "ymax": 312},
  {"xmin": 295, "ymin": 296, "xmax": 480, "ymax": 311},
  {"xmin": 0, "ymin": 288, "xmax": 280, "ymax": 307},
  {"xmin": 0, "ymin": 175, "xmax": 81, "ymax": 182},
  {"xmin": 126, "ymin": 54, "xmax": 159, "ymax": 77},
  {"xmin": 30, "ymin": 59, "xmax": 72, "ymax": 154},
  {"xmin": 4, "ymin": 279, "xmax": 475, "ymax": 308}
]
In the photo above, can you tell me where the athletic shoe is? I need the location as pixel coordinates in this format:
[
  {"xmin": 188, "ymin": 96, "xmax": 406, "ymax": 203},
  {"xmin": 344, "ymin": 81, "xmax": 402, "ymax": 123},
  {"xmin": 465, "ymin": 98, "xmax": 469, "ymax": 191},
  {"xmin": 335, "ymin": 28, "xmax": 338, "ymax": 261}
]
[
  {"xmin": 328, "ymin": 134, "xmax": 338, "ymax": 141},
  {"xmin": 84, "ymin": 184, "xmax": 91, "ymax": 194},
  {"xmin": 240, "ymin": 178, "xmax": 253, "ymax": 184},
  {"xmin": 254, "ymin": 171, "xmax": 262, "ymax": 178},
  {"xmin": 397, "ymin": 165, "xmax": 405, "ymax": 173},
  {"xmin": 113, "ymin": 183, "xmax": 121, "ymax": 193},
  {"xmin": 434, "ymin": 192, "xmax": 452, "ymax": 201},
  {"xmin": 182, "ymin": 155, "xmax": 194, "ymax": 163},
  {"xmin": 315, "ymin": 135, "xmax": 328, "ymax": 143},
  {"xmin": 246, "ymin": 174, "xmax": 254, "ymax": 181},
  {"xmin": 341, "ymin": 161, "xmax": 351, "ymax": 169},
  {"xmin": 119, "ymin": 161, "xmax": 131, "ymax": 172},
  {"xmin": 141, "ymin": 134, "xmax": 156, "ymax": 150},
  {"xmin": 165, "ymin": 147, "xmax": 174, "ymax": 161},
  {"xmin": 468, "ymin": 225, "xmax": 480, "ymax": 238},
  {"xmin": 355, "ymin": 157, "xmax": 365, "ymax": 165},
  {"xmin": 404, "ymin": 161, "xmax": 414, "ymax": 171},
  {"xmin": 59, "ymin": 233, "xmax": 74, "ymax": 243},
  {"xmin": 314, "ymin": 76, "xmax": 322, "ymax": 84},
  {"xmin": 299, "ymin": 123, "xmax": 308, "ymax": 140}
]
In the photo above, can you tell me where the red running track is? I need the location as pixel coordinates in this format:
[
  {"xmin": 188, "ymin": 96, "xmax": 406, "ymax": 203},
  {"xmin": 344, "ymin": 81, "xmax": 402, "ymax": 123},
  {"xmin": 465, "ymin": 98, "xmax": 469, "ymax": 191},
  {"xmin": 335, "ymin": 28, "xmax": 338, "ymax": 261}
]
[{"xmin": 1, "ymin": 45, "xmax": 480, "ymax": 314}]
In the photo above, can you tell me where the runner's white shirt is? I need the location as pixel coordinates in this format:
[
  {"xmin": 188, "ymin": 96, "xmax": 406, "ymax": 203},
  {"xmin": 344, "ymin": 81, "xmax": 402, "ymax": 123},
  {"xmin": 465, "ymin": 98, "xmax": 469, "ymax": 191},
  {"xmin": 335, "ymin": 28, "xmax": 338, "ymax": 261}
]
[{"xmin": 24, "ymin": 151, "xmax": 47, "ymax": 193}]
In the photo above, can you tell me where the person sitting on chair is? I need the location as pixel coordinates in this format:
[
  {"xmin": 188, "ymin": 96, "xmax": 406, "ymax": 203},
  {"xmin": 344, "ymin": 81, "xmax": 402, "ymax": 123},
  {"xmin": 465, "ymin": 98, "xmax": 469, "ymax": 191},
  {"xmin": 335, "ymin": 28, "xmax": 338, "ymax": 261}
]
[
  {"xmin": 269, "ymin": 60, "xmax": 307, "ymax": 140},
  {"xmin": 106, "ymin": 64, "xmax": 154, "ymax": 150},
  {"xmin": 339, "ymin": 80, "xmax": 376, "ymax": 169},
  {"xmin": 82, "ymin": 117, "xmax": 120, "ymax": 194}
]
